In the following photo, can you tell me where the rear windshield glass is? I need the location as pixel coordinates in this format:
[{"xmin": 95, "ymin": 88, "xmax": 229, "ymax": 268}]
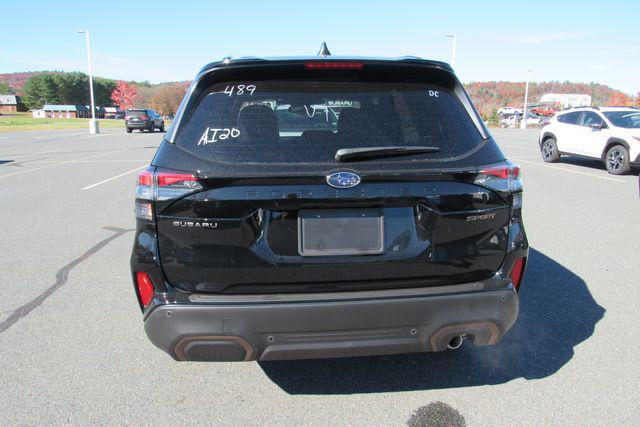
[
  {"xmin": 174, "ymin": 81, "xmax": 483, "ymax": 165},
  {"xmin": 127, "ymin": 109, "xmax": 147, "ymax": 116}
]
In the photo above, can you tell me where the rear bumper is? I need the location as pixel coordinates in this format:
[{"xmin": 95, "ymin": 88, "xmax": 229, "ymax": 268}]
[
  {"xmin": 126, "ymin": 121, "xmax": 150, "ymax": 129},
  {"xmin": 143, "ymin": 281, "xmax": 519, "ymax": 361}
]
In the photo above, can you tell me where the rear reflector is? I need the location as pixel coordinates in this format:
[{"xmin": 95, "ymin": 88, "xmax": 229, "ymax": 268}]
[
  {"xmin": 305, "ymin": 61, "xmax": 363, "ymax": 70},
  {"xmin": 135, "ymin": 271, "xmax": 155, "ymax": 308},
  {"xmin": 509, "ymin": 257, "xmax": 526, "ymax": 289}
]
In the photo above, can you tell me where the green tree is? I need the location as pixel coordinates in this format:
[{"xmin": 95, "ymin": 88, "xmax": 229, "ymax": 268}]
[
  {"xmin": 487, "ymin": 109, "xmax": 500, "ymax": 127},
  {"xmin": 0, "ymin": 82, "xmax": 14, "ymax": 94},
  {"xmin": 93, "ymin": 77, "xmax": 116, "ymax": 106},
  {"xmin": 54, "ymin": 72, "xmax": 89, "ymax": 105},
  {"xmin": 22, "ymin": 74, "xmax": 60, "ymax": 109}
]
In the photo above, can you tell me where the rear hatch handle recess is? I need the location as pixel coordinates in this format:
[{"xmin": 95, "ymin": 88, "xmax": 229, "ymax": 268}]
[{"xmin": 335, "ymin": 146, "xmax": 441, "ymax": 162}]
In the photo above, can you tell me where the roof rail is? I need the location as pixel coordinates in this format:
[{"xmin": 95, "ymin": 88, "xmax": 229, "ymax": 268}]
[{"xmin": 562, "ymin": 105, "xmax": 597, "ymax": 111}]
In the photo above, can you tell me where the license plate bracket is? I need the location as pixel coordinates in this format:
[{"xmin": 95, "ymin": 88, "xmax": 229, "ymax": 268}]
[{"xmin": 298, "ymin": 209, "xmax": 384, "ymax": 256}]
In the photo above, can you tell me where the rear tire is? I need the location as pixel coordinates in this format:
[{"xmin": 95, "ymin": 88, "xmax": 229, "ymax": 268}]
[
  {"xmin": 160, "ymin": 121, "xmax": 165, "ymax": 132},
  {"xmin": 604, "ymin": 145, "xmax": 630, "ymax": 175},
  {"xmin": 541, "ymin": 137, "xmax": 560, "ymax": 163},
  {"xmin": 148, "ymin": 122, "xmax": 154, "ymax": 133},
  {"xmin": 126, "ymin": 128, "xmax": 132, "ymax": 133}
]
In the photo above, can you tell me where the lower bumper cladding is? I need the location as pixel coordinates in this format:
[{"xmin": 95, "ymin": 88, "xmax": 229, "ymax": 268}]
[{"xmin": 144, "ymin": 284, "xmax": 519, "ymax": 362}]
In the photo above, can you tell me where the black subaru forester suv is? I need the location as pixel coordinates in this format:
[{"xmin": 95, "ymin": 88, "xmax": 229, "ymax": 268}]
[{"xmin": 131, "ymin": 54, "xmax": 528, "ymax": 362}]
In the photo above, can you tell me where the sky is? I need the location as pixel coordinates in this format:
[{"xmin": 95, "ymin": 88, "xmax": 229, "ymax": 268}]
[{"xmin": 1, "ymin": 0, "xmax": 638, "ymax": 94}]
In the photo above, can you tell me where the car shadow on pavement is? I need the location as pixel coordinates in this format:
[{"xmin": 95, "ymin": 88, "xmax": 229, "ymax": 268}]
[
  {"xmin": 258, "ymin": 248, "xmax": 605, "ymax": 394},
  {"xmin": 560, "ymin": 156, "xmax": 640, "ymax": 176}
]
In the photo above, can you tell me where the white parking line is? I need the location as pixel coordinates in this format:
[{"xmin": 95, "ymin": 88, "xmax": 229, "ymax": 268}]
[
  {"xmin": 10, "ymin": 159, "xmax": 151, "ymax": 164},
  {"xmin": 499, "ymin": 144, "xmax": 538, "ymax": 151},
  {"xmin": 81, "ymin": 165, "xmax": 147, "ymax": 190},
  {"xmin": 0, "ymin": 149, "xmax": 63, "ymax": 160},
  {"xmin": 512, "ymin": 158, "xmax": 625, "ymax": 183},
  {"xmin": 0, "ymin": 149, "xmax": 127, "ymax": 179}
]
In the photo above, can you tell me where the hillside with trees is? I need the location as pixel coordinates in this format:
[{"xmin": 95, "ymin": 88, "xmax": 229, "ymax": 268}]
[
  {"xmin": 465, "ymin": 81, "xmax": 638, "ymax": 118},
  {"xmin": 0, "ymin": 71, "xmax": 189, "ymax": 116},
  {"xmin": 21, "ymin": 73, "xmax": 116, "ymax": 109},
  {"xmin": 0, "ymin": 71, "xmax": 59, "ymax": 93},
  {"xmin": 2, "ymin": 71, "xmax": 637, "ymax": 119}
]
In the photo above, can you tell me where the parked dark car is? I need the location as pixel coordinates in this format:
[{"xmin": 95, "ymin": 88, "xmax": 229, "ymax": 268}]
[
  {"xmin": 131, "ymin": 54, "xmax": 528, "ymax": 362},
  {"xmin": 125, "ymin": 109, "xmax": 164, "ymax": 133}
]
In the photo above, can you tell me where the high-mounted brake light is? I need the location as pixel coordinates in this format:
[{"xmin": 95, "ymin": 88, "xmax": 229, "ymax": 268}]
[
  {"xmin": 305, "ymin": 61, "xmax": 364, "ymax": 70},
  {"xmin": 135, "ymin": 271, "xmax": 155, "ymax": 308}
]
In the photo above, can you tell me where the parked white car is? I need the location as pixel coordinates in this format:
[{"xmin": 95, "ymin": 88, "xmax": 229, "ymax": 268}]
[
  {"xmin": 539, "ymin": 107, "xmax": 640, "ymax": 174},
  {"xmin": 498, "ymin": 107, "xmax": 523, "ymax": 116},
  {"xmin": 501, "ymin": 113, "xmax": 542, "ymax": 128}
]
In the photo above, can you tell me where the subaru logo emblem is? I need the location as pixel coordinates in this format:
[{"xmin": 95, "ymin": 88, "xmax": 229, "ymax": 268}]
[{"xmin": 326, "ymin": 172, "xmax": 361, "ymax": 189}]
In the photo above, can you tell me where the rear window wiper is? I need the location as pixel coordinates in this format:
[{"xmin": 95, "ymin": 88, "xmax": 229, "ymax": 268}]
[{"xmin": 335, "ymin": 146, "xmax": 441, "ymax": 162}]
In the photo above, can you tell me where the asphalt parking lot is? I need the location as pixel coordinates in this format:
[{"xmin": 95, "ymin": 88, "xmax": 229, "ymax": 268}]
[{"xmin": 0, "ymin": 127, "xmax": 638, "ymax": 425}]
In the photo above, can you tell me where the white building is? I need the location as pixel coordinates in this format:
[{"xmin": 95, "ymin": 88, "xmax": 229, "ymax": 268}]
[{"xmin": 540, "ymin": 93, "xmax": 592, "ymax": 109}]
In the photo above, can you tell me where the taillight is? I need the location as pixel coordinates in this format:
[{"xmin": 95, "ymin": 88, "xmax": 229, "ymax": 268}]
[
  {"xmin": 509, "ymin": 257, "xmax": 526, "ymax": 289},
  {"xmin": 475, "ymin": 163, "xmax": 522, "ymax": 193},
  {"xmin": 135, "ymin": 167, "xmax": 202, "ymax": 220},
  {"xmin": 305, "ymin": 61, "xmax": 364, "ymax": 70},
  {"xmin": 135, "ymin": 271, "xmax": 155, "ymax": 308},
  {"xmin": 155, "ymin": 171, "xmax": 201, "ymax": 201}
]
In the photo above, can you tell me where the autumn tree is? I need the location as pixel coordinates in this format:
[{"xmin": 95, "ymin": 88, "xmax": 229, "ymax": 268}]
[
  {"xmin": 149, "ymin": 83, "xmax": 188, "ymax": 116},
  {"xmin": 135, "ymin": 85, "xmax": 155, "ymax": 109},
  {"xmin": 110, "ymin": 80, "xmax": 138, "ymax": 110},
  {"xmin": 607, "ymin": 91, "xmax": 633, "ymax": 107}
]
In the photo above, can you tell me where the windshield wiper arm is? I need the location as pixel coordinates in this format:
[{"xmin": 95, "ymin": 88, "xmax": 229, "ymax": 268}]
[{"xmin": 335, "ymin": 146, "xmax": 441, "ymax": 162}]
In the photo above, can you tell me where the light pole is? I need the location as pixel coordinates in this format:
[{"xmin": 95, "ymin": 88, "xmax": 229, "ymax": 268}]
[
  {"xmin": 444, "ymin": 34, "xmax": 456, "ymax": 67},
  {"xmin": 520, "ymin": 68, "xmax": 533, "ymax": 129},
  {"xmin": 75, "ymin": 29, "xmax": 99, "ymax": 134}
]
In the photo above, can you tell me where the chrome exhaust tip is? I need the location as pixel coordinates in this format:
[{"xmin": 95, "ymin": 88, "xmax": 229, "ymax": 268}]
[{"xmin": 447, "ymin": 334, "xmax": 465, "ymax": 350}]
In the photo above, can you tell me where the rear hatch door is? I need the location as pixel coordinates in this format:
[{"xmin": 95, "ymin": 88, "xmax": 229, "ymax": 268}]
[{"xmin": 152, "ymin": 61, "xmax": 509, "ymax": 293}]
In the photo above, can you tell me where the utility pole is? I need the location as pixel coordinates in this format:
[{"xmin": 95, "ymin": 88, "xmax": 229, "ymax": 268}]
[
  {"xmin": 76, "ymin": 29, "xmax": 99, "ymax": 134},
  {"xmin": 520, "ymin": 69, "xmax": 533, "ymax": 129},
  {"xmin": 445, "ymin": 34, "xmax": 456, "ymax": 67}
]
